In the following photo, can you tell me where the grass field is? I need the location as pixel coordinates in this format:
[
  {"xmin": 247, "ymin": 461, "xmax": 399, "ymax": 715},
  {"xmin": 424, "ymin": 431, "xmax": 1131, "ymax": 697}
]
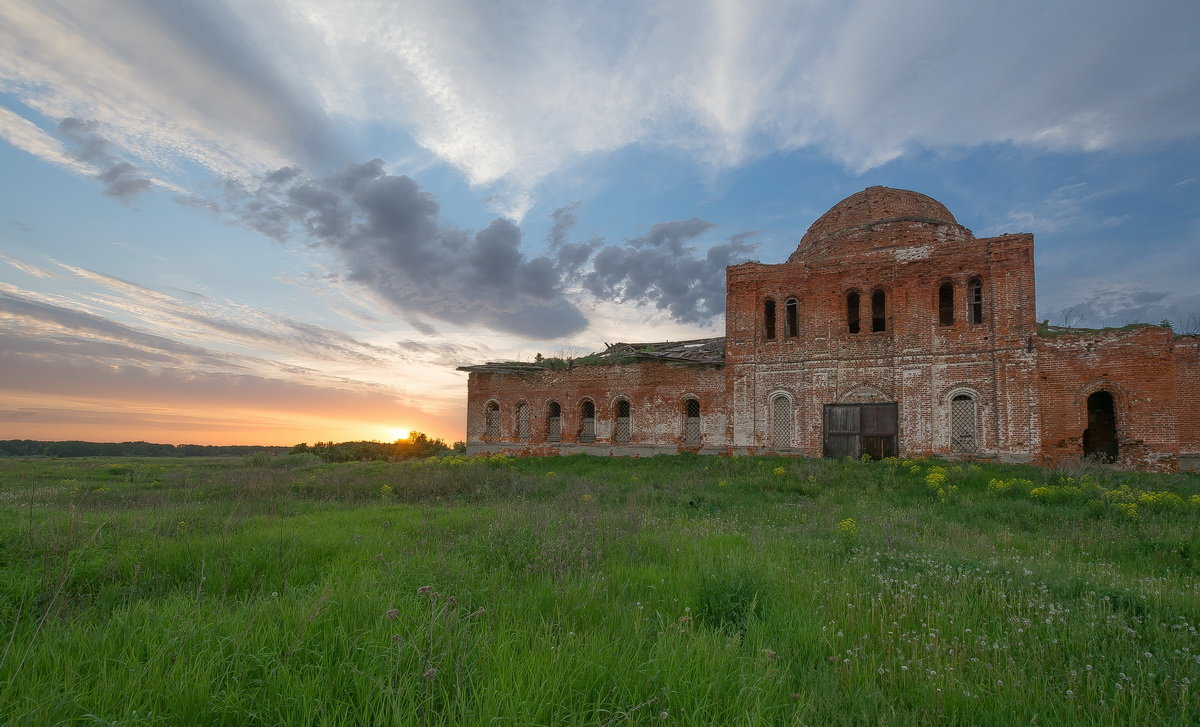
[{"xmin": 2, "ymin": 453, "xmax": 1198, "ymax": 725}]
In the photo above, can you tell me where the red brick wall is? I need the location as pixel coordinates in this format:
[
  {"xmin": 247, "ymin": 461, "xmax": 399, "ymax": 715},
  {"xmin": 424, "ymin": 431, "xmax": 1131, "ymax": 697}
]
[
  {"xmin": 465, "ymin": 362, "xmax": 727, "ymax": 453},
  {"xmin": 725, "ymin": 225, "xmax": 1039, "ymax": 460},
  {"xmin": 1036, "ymin": 326, "xmax": 1181, "ymax": 470},
  {"xmin": 1178, "ymin": 337, "xmax": 1200, "ymax": 459}
]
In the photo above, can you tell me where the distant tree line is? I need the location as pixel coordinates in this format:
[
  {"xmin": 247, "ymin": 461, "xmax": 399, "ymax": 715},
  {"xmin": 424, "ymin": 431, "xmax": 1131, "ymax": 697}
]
[
  {"xmin": 0, "ymin": 440, "xmax": 292, "ymax": 458},
  {"xmin": 292, "ymin": 432, "xmax": 464, "ymax": 462}
]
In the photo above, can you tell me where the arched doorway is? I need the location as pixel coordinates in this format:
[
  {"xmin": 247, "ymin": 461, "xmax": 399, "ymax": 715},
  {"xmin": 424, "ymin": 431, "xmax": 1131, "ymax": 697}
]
[{"xmin": 1083, "ymin": 391, "xmax": 1118, "ymax": 461}]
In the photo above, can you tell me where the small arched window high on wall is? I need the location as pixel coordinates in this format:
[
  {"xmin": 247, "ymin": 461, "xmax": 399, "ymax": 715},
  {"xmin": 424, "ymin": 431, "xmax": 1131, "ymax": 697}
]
[
  {"xmin": 871, "ymin": 289, "xmax": 886, "ymax": 332},
  {"xmin": 516, "ymin": 402, "xmax": 530, "ymax": 441},
  {"xmin": 763, "ymin": 299, "xmax": 776, "ymax": 340},
  {"xmin": 546, "ymin": 401, "xmax": 562, "ymax": 442},
  {"xmin": 968, "ymin": 277, "xmax": 983, "ymax": 324},
  {"xmin": 614, "ymin": 399, "xmax": 631, "ymax": 444},
  {"xmin": 484, "ymin": 401, "xmax": 500, "ymax": 439},
  {"xmin": 785, "ymin": 298, "xmax": 799, "ymax": 338},
  {"xmin": 578, "ymin": 400, "xmax": 596, "ymax": 443},
  {"xmin": 938, "ymin": 282, "xmax": 955, "ymax": 326},
  {"xmin": 949, "ymin": 393, "xmax": 977, "ymax": 452},
  {"xmin": 846, "ymin": 291, "xmax": 861, "ymax": 334},
  {"xmin": 683, "ymin": 398, "xmax": 701, "ymax": 445},
  {"xmin": 770, "ymin": 393, "xmax": 793, "ymax": 448}
]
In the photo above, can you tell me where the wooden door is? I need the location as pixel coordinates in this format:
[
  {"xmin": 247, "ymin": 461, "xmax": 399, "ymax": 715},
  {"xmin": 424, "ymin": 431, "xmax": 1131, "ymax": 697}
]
[
  {"xmin": 823, "ymin": 404, "xmax": 861, "ymax": 458},
  {"xmin": 860, "ymin": 403, "xmax": 898, "ymax": 459},
  {"xmin": 823, "ymin": 402, "xmax": 898, "ymax": 459}
]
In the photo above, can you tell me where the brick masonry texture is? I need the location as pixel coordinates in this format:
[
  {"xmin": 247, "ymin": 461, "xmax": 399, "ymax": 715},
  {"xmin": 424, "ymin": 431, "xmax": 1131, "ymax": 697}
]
[{"xmin": 461, "ymin": 187, "xmax": 1200, "ymax": 471}]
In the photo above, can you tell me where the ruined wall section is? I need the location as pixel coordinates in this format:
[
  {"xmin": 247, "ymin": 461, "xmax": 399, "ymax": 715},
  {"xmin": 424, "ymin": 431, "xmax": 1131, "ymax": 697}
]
[
  {"xmin": 726, "ymin": 224, "xmax": 1038, "ymax": 460},
  {"xmin": 1177, "ymin": 336, "xmax": 1200, "ymax": 471},
  {"xmin": 464, "ymin": 362, "xmax": 727, "ymax": 455},
  {"xmin": 1036, "ymin": 326, "xmax": 1181, "ymax": 470}
]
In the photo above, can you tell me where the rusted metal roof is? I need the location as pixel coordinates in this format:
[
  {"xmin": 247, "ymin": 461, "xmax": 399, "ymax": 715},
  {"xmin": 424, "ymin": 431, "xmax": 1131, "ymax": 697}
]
[{"xmin": 456, "ymin": 337, "xmax": 725, "ymax": 374}]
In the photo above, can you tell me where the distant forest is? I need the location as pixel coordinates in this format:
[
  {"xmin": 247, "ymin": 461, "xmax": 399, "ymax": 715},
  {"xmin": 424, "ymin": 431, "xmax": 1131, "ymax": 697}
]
[
  {"xmin": 0, "ymin": 433, "xmax": 464, "ymax": 460},
  {"xmin": 0, "ymin": 440, "xmax": 293, "ymax": 458}
]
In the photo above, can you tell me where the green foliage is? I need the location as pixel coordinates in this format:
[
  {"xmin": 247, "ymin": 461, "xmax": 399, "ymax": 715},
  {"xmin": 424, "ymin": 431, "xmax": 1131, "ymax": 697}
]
[
  {"xmin": 0, "ymin": 454, "xmax": 1197, "ymax": 725},
  {"xmin": 294, "ymin": 432, "xmax": 454, "ymax": 462}
]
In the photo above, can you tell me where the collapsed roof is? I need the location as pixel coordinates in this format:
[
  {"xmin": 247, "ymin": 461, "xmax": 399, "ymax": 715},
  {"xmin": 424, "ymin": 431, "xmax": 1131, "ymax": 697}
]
[{"xmin": 456, "ymin": 337, "xmax": 725, "ymax": 374}]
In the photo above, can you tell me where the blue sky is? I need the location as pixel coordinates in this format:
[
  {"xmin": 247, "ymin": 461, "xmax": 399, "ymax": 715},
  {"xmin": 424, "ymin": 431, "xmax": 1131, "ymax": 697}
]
[{"xmin": 1, "ymin": 0, "xmax": 1198, "ymax": 444}]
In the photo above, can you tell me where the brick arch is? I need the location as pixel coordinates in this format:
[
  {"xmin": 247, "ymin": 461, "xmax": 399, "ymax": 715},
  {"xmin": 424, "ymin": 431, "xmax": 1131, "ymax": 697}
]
[
  {"xmin": 839, "ymin": 384, "xmax": 892, "ymax": 403},
  {"xmin": 1074, "ymin": 380, "xmax": 1129, "ymax": 411},
  {"xmin": 938, "ymin": 384, "xmax": 985, "ymax": 406}
]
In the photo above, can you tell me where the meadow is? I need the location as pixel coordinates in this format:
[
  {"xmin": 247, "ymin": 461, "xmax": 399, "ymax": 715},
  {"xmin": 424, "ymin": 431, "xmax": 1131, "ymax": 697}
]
[{"xmin": 1, "ymin": 453, "xmax": 1198, "ymax": 726}]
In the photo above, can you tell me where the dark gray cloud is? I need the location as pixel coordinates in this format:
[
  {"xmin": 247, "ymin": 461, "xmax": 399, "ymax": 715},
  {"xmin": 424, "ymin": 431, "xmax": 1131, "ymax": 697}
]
[
  {"xmin": 584, "ymin": 221, "xmax": 757, "ymax": 323},
  {"xmin": 213, "ymin": 164, "xmax": 755, "ymax": 337},
  {"xmin": 57, "ymin": 118, "xmax": 151, "ymax": 201},
  {"xmin": 215, "ymin": 161, "xmax": 588, "ymax": 339}
]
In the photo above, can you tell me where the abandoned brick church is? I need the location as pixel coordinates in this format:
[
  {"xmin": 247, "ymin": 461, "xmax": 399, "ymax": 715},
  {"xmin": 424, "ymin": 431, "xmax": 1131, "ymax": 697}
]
[{"xmin": 459, "ymin": 187, "xmax": 1200, "ymax": 471}]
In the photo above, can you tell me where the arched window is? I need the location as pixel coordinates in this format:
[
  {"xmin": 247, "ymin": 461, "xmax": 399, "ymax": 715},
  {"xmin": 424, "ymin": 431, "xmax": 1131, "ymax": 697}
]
[
  {"xmin": 770, "ymin": 393, "xmax": 793, "ymax": 448},
  {"xmin": 484, "ymin": 401, "xmax": 500, "ymax": 439},
  {"xmin": 578, "ymin": 400, "xmax": 596, "ymax": 443},
  {"xmin": 968, "ymin": 277, "xmax": 983, "ymax": 324},
  {"xmin": 950, "ymin": 394, "xmax": 977, "ymax": 452},
  {"xmin": 516, "ymin": 402, "xmax": 531, "ymax": 441},
  {"xmin": 846, "ymin": 291, "xmax": 860, "ymax": 334},
  {"xmin": 763, "ymin": 299, "xmax": 776, "ymax": 340},
  {"xmin": 938, "ymin": 282, "xmax": 955, "ymax": 326},
  {"xmin": 546, "ymin": 401, "xmax": 562, "ymax": 442},
  {"xmin": 683, "ymin": 398, "xmax": 701, "ymax": 445},
  {"xmin": 785, "ymin": 298, "xmax": 799, "ymax": 338},
  {"xmin": 614, "ymin": 399, "xmax": 631, "ymax": 444},
  {"xmin": 871, "ymin": 289, "xmax": 886, "ymax": 332}
]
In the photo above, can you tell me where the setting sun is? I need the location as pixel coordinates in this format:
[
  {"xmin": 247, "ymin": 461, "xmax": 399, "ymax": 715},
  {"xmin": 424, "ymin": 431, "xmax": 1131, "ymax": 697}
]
[{"xmin": 389, "ymin": 428, "xmax": 411, "ymax": 441}]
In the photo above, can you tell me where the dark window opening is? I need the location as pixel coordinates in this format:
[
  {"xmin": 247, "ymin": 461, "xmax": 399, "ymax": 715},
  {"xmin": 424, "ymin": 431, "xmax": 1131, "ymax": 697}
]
[
  {"xmin": 683, "ymin": 398, "xmax": 701, "ymax": 445},
  {"xmin": 484, "ymin": 402, "xmax": 500, "ymax": 439},
  {"xmin": 950, "ymin": 394, "xmax": 977, "ymax": 452},
  {"xmin": 785, "ymin": 298, "xmax": 799, "ymax": 338},
  {"xmin": 871, "ymin": 289, "xmax": 886, "ymax": 332},
  {"xmin": 578, "ymin": 400, "xmax": 595, "ymax": 443},
  {"xmin": 763, "ymin": 299, "xmax": 776, "ymax": 340},
  {"xmin": 770, "ymin": 394, "xmax": 793, "ymax": 448},
  {"xmin": 938, "ymin": 282, "xmax": 955, "ymax": 326},
  {"xmin": 516, "ymin": 402, "xmax": 530, "ymax": 441},
  {"xmin": 1083, "ymin": 391, "xmax": 1118, "ymax": 462},
  {"xmin": 615, "ymin": 399, "xmax": 631, "ymax": 444},
  {"xmin": 968, "ymin": 277, "xmax": 983, "ymax": 324},
  {"xmin": 846, "ymin": 292, "xmax": 860, "ymax": 334},
  {"xmin": 547, "ymin": 401, "xmax": 562, "ymax": 442}
]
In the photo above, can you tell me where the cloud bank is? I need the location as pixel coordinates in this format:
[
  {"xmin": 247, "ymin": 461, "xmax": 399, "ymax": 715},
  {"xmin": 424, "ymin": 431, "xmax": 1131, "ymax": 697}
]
[{"xmin": 4, "ymin": 0, "xmax": 1198, "ymax": 214}]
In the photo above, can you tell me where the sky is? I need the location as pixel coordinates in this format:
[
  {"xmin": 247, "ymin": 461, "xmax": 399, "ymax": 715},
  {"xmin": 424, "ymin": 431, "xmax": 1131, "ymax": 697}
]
[{"xmin": 1, "ymin": 0, "xmax": 1198, "ymax": 446}]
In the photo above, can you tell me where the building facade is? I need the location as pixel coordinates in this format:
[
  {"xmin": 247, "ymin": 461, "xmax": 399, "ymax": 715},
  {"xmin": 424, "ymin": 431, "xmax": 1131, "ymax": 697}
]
[{"xmin": 459, "ymin": 187, "xmax": 1200, "ymax": 471}]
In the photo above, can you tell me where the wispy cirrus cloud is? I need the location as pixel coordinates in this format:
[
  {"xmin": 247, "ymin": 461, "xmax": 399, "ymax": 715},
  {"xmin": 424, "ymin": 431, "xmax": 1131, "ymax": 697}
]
[{"xmin": 4, "ymin": 0, "xmax": 1197, "ymax": 217}]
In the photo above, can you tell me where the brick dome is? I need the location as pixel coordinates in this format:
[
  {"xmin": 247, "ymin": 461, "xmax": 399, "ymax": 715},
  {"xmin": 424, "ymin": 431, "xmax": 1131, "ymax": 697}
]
[{"xmin": 796, "ymin": 186, "xmax": 960, "ymax": 253}]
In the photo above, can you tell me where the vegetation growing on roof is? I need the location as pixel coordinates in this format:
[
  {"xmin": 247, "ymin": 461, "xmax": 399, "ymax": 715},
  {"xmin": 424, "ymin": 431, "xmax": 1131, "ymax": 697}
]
[{"xmin": 1036, "ymin": 321, "xmax": 1167, "ymax": 338}]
